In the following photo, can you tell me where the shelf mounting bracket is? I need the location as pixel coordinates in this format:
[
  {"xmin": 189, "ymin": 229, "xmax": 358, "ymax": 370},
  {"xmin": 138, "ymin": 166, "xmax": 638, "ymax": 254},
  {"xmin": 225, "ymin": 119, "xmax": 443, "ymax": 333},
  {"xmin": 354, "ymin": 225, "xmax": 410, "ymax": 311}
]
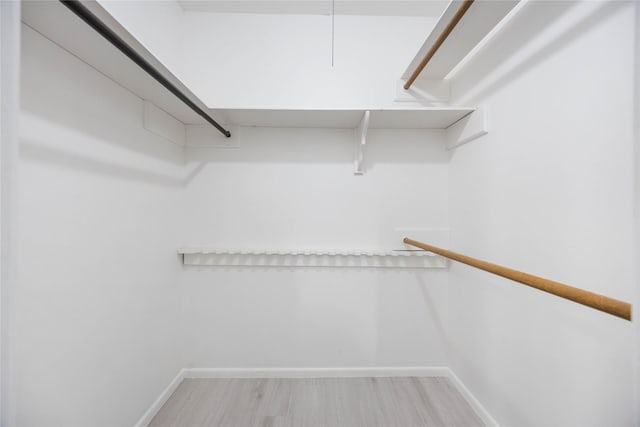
[{"xmin": 354, "ymin": 110, "xmax": 370, "ymax": 175}]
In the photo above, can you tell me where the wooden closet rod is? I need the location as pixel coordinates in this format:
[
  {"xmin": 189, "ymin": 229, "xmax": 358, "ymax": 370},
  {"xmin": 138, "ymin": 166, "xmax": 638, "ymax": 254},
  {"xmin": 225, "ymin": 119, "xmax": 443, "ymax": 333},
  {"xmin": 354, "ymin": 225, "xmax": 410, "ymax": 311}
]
[
  {"xmin": 403, "ymin": 238, "xmax": 632, "ymax": 321},
  {"xmin": 404, "ymin": 0, "xmax": 475, "ymax": 90},
  {"xmin": 59, "ymin": 0, "xmax": 231, "ymax": 138}
]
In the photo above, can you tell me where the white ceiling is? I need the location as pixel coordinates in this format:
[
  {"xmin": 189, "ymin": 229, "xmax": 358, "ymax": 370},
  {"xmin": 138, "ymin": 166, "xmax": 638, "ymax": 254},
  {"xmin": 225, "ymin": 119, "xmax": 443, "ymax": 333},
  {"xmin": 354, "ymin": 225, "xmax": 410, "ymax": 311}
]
[{"xmin": 177, "ymin": 1, "xmax": 450, "ymax": 17}]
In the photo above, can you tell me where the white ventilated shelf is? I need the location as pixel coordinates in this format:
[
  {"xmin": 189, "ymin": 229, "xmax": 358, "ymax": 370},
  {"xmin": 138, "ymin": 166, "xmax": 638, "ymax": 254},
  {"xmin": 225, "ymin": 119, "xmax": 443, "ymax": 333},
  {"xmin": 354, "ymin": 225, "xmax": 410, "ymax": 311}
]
[{"xmin": 178, "ymin": 248, "xmax": 446, "ymax": 268}]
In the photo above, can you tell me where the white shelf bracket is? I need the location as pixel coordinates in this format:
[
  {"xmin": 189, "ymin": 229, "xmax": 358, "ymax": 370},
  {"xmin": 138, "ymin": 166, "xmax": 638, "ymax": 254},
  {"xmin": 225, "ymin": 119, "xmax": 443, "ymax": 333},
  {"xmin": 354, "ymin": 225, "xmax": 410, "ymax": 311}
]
[
  {"xmin": 445, "ymin": 105, "xmax": 488, "ymax": 150},
  {"xmin": 354, "ymin": 110, "xmax": 370, "ymax": 175}
]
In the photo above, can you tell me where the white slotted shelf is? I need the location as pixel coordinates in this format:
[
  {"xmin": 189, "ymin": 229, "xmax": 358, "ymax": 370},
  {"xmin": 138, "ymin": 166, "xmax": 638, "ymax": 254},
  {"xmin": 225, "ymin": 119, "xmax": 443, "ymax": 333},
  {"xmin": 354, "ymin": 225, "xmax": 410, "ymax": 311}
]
[{"xmin": 178, "ymin": 248, "xmax": 446, "ymax": 268}]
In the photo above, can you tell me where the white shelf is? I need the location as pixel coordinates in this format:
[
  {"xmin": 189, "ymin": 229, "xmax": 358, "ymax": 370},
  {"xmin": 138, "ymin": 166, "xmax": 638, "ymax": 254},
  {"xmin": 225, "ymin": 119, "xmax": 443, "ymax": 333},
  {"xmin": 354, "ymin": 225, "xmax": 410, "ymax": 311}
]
[
  {"xmin": 212, "ymin": 108, "xmax": 474, "ymax": 129},
  {"xmin": 178, "ymin": 248, "xmax": 446, "ymax": 269}
]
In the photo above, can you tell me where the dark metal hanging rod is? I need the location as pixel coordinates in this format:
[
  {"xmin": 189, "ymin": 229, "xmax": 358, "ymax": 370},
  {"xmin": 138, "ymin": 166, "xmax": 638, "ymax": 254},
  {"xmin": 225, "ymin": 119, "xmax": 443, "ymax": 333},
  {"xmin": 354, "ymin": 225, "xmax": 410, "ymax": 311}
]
[{"xmin": 59, "ymin": 0, "xmax": 231, "ymax": 138}]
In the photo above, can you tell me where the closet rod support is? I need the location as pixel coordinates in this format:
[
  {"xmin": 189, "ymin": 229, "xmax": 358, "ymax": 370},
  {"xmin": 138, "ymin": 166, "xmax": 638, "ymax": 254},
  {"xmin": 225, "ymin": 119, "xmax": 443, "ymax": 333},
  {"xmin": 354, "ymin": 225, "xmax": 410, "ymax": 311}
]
[{"xmin": 59, "ymin": 0, "xmax": 231, "ymax": 138}]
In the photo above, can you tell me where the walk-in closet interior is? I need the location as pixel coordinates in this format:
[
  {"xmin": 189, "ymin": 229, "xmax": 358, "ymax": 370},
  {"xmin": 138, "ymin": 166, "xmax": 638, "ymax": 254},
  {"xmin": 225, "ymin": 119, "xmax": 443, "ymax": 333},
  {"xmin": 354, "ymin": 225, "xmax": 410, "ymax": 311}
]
[{"xmin": 1, "ymin": 0, "xmax": 639, "ymax": 425}]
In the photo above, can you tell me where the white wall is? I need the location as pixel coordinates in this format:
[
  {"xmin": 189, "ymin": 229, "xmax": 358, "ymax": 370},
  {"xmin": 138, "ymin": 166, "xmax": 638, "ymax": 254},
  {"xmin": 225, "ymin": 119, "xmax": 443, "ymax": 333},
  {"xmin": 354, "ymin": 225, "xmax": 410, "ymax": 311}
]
[
  {"xmin": 448, "ymin": 1, "xmax": 637, "ymax": 426},
  {"xmin": 95, "ymin": 1, "xmax": 434, "ymax": 110},
  {"xmin": 15, "ymin": 25, "xmax": 186, "ymax": 426},
  {"xmin": 180, "ymin": 128, "xmax": 451, "ymax": 368},
  {"xmin": 634, "ymin": 3, "xmax": 640, "ymax": 423},
  {"xmin": 180, "ymin": 12, "xmax": 432, "ymax": 108},
  {"xmin": 1, "ymin": 1, "xmax": 21, "ymax": 425}
]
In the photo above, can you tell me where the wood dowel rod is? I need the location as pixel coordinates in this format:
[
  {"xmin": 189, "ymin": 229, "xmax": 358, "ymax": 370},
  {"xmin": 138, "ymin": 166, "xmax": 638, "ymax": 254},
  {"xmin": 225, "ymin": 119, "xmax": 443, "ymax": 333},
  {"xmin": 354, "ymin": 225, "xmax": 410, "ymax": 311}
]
[
  {"xmin": 403, "ymin": 238, "xmax": 632, "ymax": 321},
  {"xmin": 404, "ymin": 0, "xmax": 474, "ymax": 90}
]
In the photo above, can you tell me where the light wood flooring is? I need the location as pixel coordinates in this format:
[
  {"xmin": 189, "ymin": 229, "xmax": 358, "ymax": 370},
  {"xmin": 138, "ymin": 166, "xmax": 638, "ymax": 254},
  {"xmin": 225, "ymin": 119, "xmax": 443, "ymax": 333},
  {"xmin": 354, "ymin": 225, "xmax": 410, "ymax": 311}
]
[{"xmin": 148, "ymin": 377, "xmax": 484, "ymax": 427}]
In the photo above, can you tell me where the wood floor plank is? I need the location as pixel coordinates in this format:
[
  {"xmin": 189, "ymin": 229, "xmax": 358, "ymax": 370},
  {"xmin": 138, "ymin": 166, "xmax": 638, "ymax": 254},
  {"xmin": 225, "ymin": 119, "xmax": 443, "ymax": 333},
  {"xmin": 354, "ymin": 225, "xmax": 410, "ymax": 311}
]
[{"xmin": 148, "ymin": 377, "xmax": 484, "ymax": 427}]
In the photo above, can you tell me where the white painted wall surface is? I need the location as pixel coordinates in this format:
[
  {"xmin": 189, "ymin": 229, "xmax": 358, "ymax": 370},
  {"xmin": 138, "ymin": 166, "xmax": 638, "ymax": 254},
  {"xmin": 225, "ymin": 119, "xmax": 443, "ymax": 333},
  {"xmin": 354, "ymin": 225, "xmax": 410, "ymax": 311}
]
[
  {"xmin": 1, "ymin": 2, "xmax": 21, "ymax": 425},
  {"xmin": 180, "ymin": 12, "xmax": 432, "ymax": 108},
  {"xmin": 182, "ymin": 268, "xmax": 449, "ymax": 368},
  {"xmin": 634, "ymin": 3, "xmax": 640, "ymax": 423},
  {"xmin": 16, "ymin": 26, "xmax": 186, "ymax": 426},
  {"xmin": 94, "ymin": 1, "xmax": 434, "ymax": 110},
  {"xmin": 448, "ymin": 1, "xmax": 637, "ymax": 426},
  {"xmin": 180, "ymin": 128, "xmax": 451, "ymax": 368}
]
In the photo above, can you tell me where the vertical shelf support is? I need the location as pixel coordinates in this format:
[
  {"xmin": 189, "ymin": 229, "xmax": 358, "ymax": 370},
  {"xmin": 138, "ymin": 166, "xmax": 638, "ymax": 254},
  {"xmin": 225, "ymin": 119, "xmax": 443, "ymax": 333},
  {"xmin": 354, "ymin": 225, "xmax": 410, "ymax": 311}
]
[
  {"xmin": 445, "ymin": 105, "xmax": 488, "ymax": 149},
  {"xmin": 354, "ymin": 110, "xmax": 370, "ymax": 175}
]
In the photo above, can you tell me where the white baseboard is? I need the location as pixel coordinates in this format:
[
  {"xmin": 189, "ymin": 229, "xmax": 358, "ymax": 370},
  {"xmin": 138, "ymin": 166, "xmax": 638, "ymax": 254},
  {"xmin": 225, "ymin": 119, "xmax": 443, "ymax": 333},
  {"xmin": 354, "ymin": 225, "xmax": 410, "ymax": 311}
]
[
  {"xmin": 446, "ymin": 369, "xmax": 499, "ymax": 427},
  {"xmin": 133, "ymin": 368, "xmax": 186, "ymax": 427},
  {"xmin": 184, "ymin": 366, "xmax": 449, "ymax": 378},
  {"xmin": 134, "ymin": 366, "xmax": 497, "ymax": 427}
]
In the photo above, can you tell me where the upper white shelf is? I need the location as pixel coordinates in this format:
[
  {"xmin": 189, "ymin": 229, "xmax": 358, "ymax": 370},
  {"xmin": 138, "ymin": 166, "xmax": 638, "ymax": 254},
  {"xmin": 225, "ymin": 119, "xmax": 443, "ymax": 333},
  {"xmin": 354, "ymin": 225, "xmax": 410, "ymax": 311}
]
[
  {"xmin": 212, "ymin": 108, "xmax": 474, "ymax": 129},
  {"xmin": 402, "ymin": 0, "xmax": 520, "ymax": 80}
]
